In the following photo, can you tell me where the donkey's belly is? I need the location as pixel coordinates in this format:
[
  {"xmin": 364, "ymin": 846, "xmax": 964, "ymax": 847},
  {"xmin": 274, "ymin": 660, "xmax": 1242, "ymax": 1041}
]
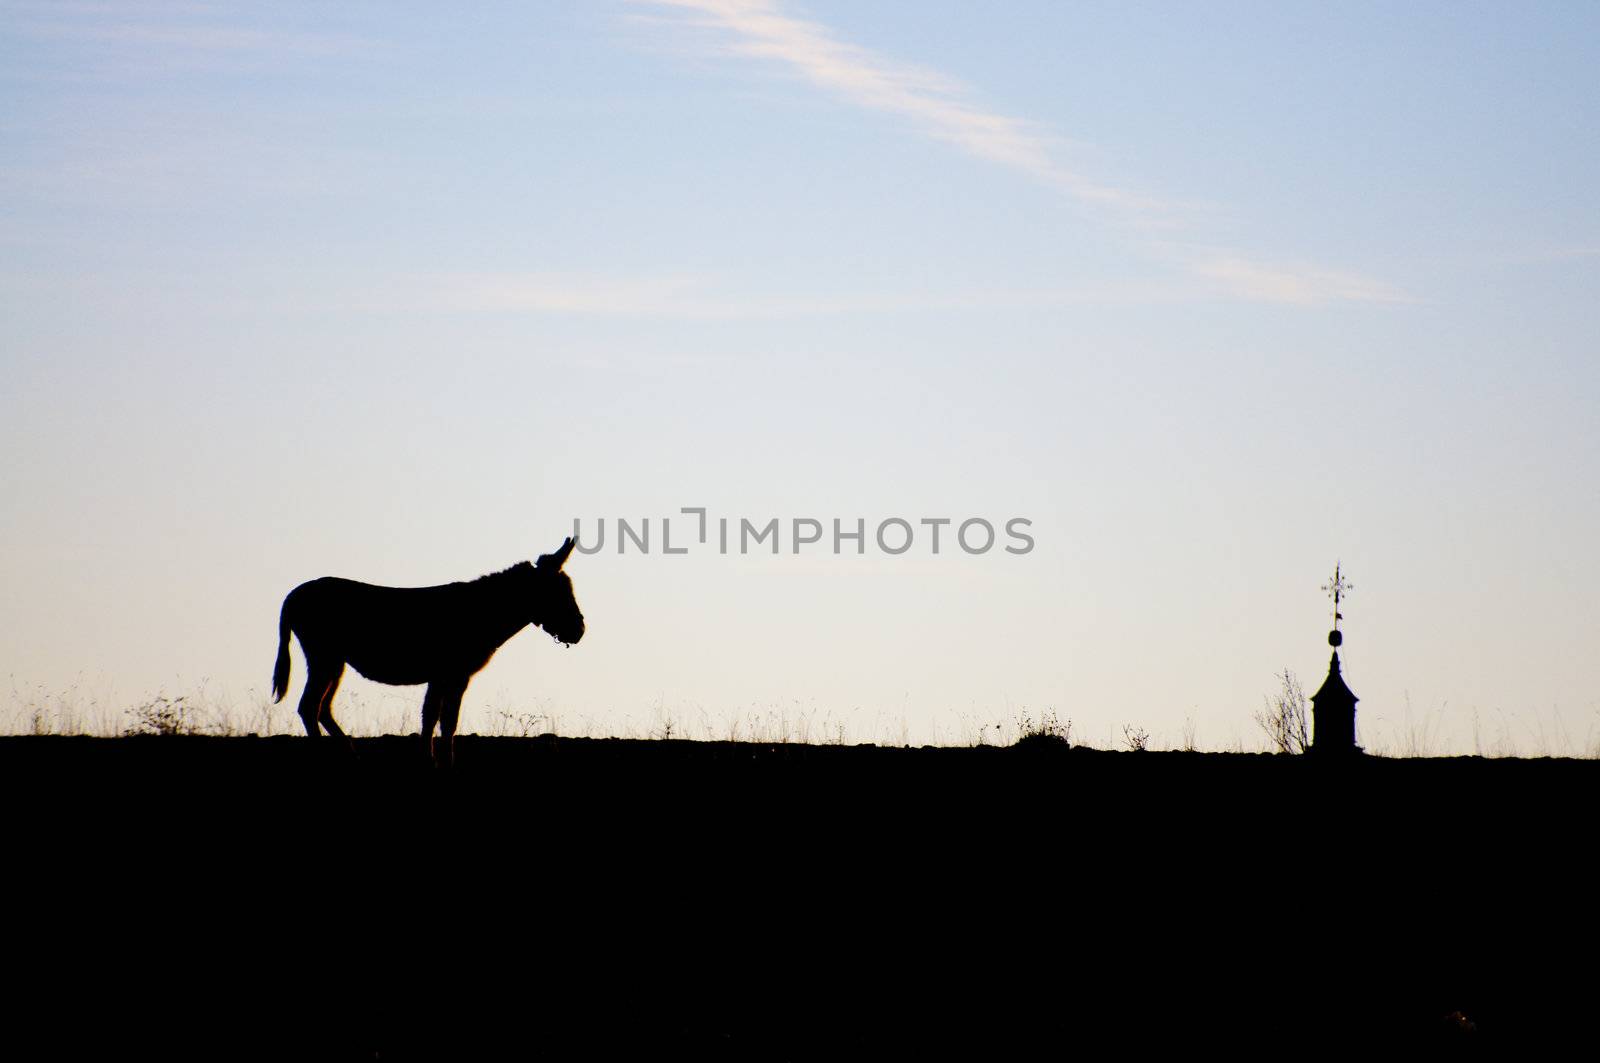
[
  {"xmin": 347, "ymin": 657, "xmax": 431, "ymax": 686},
  {"xmin": 343, "ymin": 638, "xmax": 496, "ymax": 686},
  {"xmin": 336, "ymin": 626, "xmax": 442, "ymax": 685}
]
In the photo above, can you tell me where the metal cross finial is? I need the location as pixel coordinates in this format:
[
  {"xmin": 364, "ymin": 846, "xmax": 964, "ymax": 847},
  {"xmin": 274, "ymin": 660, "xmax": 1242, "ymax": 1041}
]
[{"xmin": 1322, "ymin": 563, "xmax": 1353, "ymax": 632}]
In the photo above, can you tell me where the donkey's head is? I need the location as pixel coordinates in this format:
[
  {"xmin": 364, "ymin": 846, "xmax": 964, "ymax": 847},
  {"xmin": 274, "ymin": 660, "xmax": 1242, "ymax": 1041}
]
[{"xmin": 531, "ymin": 537, "xmax": 585, "ymax": 646}]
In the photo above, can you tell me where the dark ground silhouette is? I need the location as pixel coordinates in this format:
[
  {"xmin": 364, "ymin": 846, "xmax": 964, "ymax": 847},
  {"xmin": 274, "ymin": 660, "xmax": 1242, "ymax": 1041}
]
[{"xmin": 4, "ymin": 736, "xmax": 1591, "ymax": 1057}]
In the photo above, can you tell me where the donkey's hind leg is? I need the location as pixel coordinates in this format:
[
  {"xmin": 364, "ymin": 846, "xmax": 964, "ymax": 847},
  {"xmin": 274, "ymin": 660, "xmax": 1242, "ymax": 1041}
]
[
  {"xmin": 297, "ymin": 665, "xmax": 331, "ymax": 736},
  {"xmin": 316, "ymin": 664, "xmax": 354, "ymax": 754},
  {"xmin": 297, "ymin": 658, "xmax": 344, "ymax": 739}
]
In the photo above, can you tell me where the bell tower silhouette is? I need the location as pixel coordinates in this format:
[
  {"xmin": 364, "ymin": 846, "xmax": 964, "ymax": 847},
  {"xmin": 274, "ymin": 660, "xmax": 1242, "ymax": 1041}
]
[{"xmin": 1310, "ymin": 563, "xmax": 1360, "ymax": 755}]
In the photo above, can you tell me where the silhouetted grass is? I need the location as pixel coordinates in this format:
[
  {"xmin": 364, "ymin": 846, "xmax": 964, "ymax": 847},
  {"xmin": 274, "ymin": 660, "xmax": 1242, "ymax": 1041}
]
[{"xmin": 4, "ymin": 681, "xmax": 1597, "ymax": 759}]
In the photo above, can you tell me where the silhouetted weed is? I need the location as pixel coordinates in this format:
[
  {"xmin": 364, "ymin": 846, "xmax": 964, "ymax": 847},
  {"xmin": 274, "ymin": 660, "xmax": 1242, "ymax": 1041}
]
[
  {"xmin": 1013, "ymin": 710, "xmax": 1071, "ymax": 750},
  {"xmin": 1255, "ymin": 669, "xmax": 1309, "ymax": 754},
  {"xmin": 125, "ymin": 695, "xmax": 205, "ymax": 736}
]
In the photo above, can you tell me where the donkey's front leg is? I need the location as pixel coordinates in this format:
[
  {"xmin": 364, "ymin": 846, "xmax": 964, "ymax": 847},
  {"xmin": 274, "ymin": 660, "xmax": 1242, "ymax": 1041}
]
[
  {"xmin": 420, "ymin": 685, "xmax": 443, "ymax": 766},
  {"xmin": 435, "ymin": 678, "xmax": 470, "ymax": 769}
]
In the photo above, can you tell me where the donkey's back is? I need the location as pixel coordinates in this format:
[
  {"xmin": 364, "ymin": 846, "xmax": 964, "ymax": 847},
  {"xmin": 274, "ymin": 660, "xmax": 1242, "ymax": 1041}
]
[{"xmin": 277, "ymin": 576, "xmax": 498, "ymax": 687}]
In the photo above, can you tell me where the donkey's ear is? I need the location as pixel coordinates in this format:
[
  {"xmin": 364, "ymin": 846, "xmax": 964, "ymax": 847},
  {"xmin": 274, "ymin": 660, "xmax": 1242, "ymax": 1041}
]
[{"xmin": 537, "ymin": 536, "xmax": 576, "ymax": 570}]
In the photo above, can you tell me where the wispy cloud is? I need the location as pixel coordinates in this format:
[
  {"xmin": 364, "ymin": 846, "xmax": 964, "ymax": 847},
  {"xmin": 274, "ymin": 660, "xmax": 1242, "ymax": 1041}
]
[
  {"xmin": 637, "ymin": 0, "xmax": 1163, "ymax": 217},
  {"xmin": 635, "ymin": 0, "xmax": 1407, "ymax": 306},
  {"xmin": 1190, "ymin": 254, "xmax": 1415, "ymax": 306},
  {"xmin": 441, "ymin": 273, "xmax": 710, "ymax": 317},
  {"xmin": 1537, "ymin": 247, "xmax": 1600, "ymax": 263},
  {"xmin": 445, "ymin": 265, "xmax": 1411, "ymax": 315},
  {"xmin": 28, "ymin": 23, "xmax": 375, "ymax": 57},
  {"xmin": 5, "ymin": 2, "xmax": 382, "ymax": 60},
  {"xmin": 430, "ymin": 272, "xmax": 1197, "ymax": 319}
]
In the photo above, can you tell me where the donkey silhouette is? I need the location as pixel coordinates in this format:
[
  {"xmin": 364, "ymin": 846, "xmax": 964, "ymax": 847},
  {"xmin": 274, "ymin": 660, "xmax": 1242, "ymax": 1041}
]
[{"xmin": 271, "ymin": 538, "xmax": 585, "ymax": 766}]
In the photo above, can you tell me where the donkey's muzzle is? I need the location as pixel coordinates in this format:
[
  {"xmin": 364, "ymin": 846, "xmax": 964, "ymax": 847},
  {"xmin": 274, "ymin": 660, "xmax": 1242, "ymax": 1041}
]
[{"xmin": 555, "ymin": 617, "xmax": 585, "ymax": 646}]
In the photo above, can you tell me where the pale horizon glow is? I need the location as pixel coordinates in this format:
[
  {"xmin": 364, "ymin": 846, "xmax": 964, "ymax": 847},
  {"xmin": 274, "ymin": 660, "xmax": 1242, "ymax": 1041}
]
[{"xmin": 2, "ymin": 1, "xmax": 1597, "ymax": 755}]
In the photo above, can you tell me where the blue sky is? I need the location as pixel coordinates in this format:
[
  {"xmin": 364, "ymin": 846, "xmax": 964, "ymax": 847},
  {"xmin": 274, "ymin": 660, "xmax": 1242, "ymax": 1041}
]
[{"xmin": 3, "ymin": 1, "xmax": 1597, "ymax": 751}]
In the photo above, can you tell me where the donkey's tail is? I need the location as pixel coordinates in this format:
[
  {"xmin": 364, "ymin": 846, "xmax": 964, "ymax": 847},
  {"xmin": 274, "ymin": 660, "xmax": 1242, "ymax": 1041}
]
[{"xmin": 271, "ymin": 598, "xmax": 293, "ymax": 703}]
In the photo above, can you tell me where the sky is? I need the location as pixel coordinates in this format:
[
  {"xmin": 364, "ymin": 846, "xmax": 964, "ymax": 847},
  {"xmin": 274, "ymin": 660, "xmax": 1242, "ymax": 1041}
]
[{"xmin": 2, "ymin": 1, "xmax": 1597, "ymax": 753}]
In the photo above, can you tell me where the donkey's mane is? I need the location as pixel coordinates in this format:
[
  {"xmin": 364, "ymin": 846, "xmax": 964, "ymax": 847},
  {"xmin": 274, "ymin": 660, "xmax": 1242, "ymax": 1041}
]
[{"xmin": 467, "ymin": 561, "xmax": 533, "ymax": 586}]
